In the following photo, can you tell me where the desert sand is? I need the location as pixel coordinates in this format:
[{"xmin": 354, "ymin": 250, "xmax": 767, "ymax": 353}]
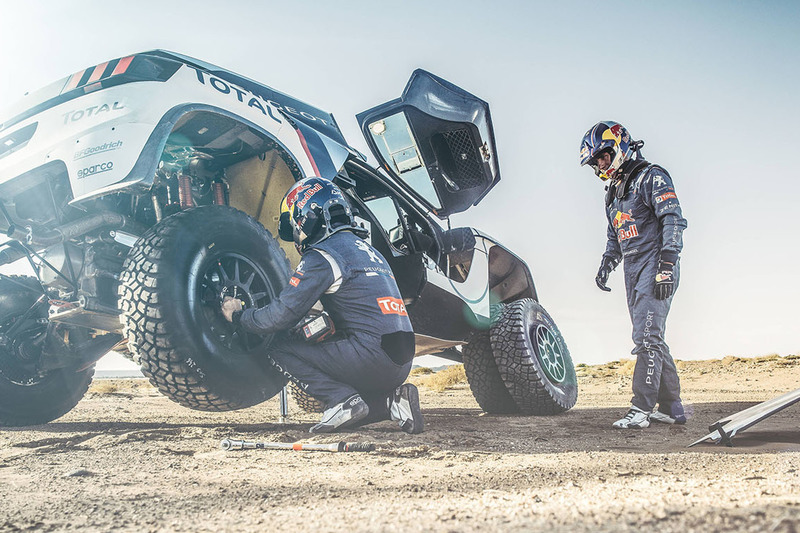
[{"xmin": 1, "ymin": 355, "xmax": 799, "ymax": 532}]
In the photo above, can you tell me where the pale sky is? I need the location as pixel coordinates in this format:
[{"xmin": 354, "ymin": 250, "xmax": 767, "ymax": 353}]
[{"xmin": 1, "ymin": 1, "xmax": 798, "ymax": 370}]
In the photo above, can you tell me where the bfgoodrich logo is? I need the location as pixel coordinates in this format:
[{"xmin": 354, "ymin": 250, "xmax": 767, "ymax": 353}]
[
  {"xmin": 74, "ymin": 140, "xmax": 123, "ymax": 161},
  {"xmin": 77, "ymin": 161, "xmax": 114, "ymax": 179}
]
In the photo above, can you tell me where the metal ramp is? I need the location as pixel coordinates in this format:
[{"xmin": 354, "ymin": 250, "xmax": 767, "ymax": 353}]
[{"xmin": 689, "ymin": 387, "xmax": 800, "ymax": 447}]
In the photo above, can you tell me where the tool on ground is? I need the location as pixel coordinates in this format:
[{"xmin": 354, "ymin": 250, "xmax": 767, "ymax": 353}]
[
  {"xmin": 220, "ymin": 439, "xmax": 375, "ymax": 452},
  {"xmin": 689, "ymin": 387, "xmax": 800, "ymax": 447}
]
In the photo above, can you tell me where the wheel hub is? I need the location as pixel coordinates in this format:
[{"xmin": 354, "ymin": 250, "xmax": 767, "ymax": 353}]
[
  {"xmin": 534, "ymin": 324, "xmax": 567, "ymax": 383},
  {"xmin": 0, "ymin": 327, "xmax": 46, "ymax": 386},
  {"xmin": 199, "ymin": 252, "xmax": 277, "ymax": 351}
]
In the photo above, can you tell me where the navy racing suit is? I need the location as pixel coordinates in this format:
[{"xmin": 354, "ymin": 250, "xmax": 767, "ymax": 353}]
[
  {"xmin": 238, "ymin": 230, "xmax": 415, "ymax": 419},
  {"xmin": 602, "ymin": 158, "xmax": 687, "ymax": 413}
]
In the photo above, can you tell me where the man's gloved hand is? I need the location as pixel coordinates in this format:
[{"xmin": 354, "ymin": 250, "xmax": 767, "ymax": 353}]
[
  {"xmin": 654, "ymin": 260, "xmax": 675, "ymax": 300},
  {"xmin": 595, "ymin": 256, "xmax": 618, "ymax": 292},
  {"xmin": 221, "ymin": 296, "xmax": 244, "ymax": 323}
]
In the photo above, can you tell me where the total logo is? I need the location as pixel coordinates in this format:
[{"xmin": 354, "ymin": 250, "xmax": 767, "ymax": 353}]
[
  {"xmin": 655, "ymin": 192, "xmax": 677, "ymax": 203},
  {"xmin": 62, "ymin": 102, "xmax": 124, "ymax": 125},
  {"xmin": 190, "ymin": 67, "xmax": 332, "ymax": 128},
  {"xmin": 377, "ymin": 297, "xmax": 407, "ymax": 316}
]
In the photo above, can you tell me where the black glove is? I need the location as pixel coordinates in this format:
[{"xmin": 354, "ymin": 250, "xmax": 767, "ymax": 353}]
[
  {"xmin": 654, "ymin": 260, "xmax": 675, "ymax": 300},
  {"xmin": 595, "ymin": 256, "xmax": 618, "ymax": 292}
]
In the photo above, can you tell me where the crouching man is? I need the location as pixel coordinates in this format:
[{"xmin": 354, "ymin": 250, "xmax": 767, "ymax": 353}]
[{"xmin": 221, "ymin": 177, "xmax": 423, "ymax": 434}]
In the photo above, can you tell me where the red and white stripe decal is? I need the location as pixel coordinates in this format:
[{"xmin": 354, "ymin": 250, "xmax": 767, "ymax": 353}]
[
  {"xmin": 63, "ymin": 70, "xmax": 85, "ymax": 92},
  {"xmin": 86, "ymin": 61, "xmax": 109, "ymax": 83},
  {"xmin": 111, "ymin": 55, "xmax": 134, "ymax": 76},
  {"xmin": 295, "ymin": 127, "xmax": 321, "ymax": 176},
  {"xmin": 61, "ymin": 55, "xmax": 135, "ymax": 95}
]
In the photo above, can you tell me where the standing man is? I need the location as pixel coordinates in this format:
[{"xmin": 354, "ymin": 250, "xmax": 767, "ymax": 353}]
[
  {"xmin": 579, "ymin": 121, "xmax": 688, "ymax": 429},
  {"xmin": 221, "ymin": 177, "xmax": 423, "ymax": 434}
]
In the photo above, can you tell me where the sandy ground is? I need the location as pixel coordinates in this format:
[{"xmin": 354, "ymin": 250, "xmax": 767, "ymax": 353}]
[{"xmin": 1, "ymin": 355, "xmax": 799, "ymax": 532}]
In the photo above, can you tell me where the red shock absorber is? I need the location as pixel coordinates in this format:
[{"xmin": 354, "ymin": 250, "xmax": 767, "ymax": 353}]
[
  {"xmin": 213, "ymin": 179, "xmax": 228, "ymax": 206},
  {"xmin": 178, "ymin": 172, "xmax": 194, "ymax": 208}
]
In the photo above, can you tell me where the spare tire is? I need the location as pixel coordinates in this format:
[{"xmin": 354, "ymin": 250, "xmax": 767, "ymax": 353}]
[
  {"xmin": 119, "ymin": 206, "xmax": 290, "ymax": 411},
  {"xmin": 490, "ymin": 299, "xmax": 577, "ymax": 414}
]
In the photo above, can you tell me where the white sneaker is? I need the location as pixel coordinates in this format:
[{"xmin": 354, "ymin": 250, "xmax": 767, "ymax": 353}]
[
  {"xmin": 649, "ymin": 410, "xmax": 678, "ymax": 425},
  {"xmin": 612, "ymin": 406, "xmax": 650, "ymax": 429},
  {"xmin": 388, "ymin": 383, "xmax": 424, "ymax": 434},
  {"xmin": 309, "ymin": 394, "xmax": 369, "ymax": 433}
]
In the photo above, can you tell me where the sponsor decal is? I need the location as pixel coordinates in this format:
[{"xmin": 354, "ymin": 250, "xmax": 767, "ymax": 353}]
[
  {"xmin": 348, "ymin": 396, "xmax": 364, "ymax": 407},
  {"xmin": 184, "ymin": 357, "xmax": 206, "ymax": 379},
  {"xmin": 190, "ymin": 68, "xmax": 282, "ymax": 124},
  {"xmin": 295, "ymin": 183, "xmax": 322, "ymax": 209},
  {"xmin": 603, "ymin": 123, "xmax": 622, "ymax": 143},
  {"xmin": 653, "ymin": 175, "xmax": 666, "ymax": 187},
  {"xmin": 377, "ymin": 297, "xmax": 407, "ymax": 316},
  {"xmin": 612, "ymin": 210, "xmax": 635, "ymax": 229},
  {"xmin": 658, "ymin": 202, "xmax": 679, "ymax": 215},
  {"xmin": 643, "ymin": 310, "xmax": 656, "ymax": 385},
  {"xmin": 267, "ymin": 358, "xmax": 309, "ymax": 390},
  {"xmin": 74, "ymin": 140, "xmax": 123, "ymax": 160},
  {"xmin": 364, "ymin": 266, "xmax": 394, "ymax": 278},
  {"xmin": 190, "ymin": 67, "xmax": 332, "ymax": 128},
  {"xmin": 655, "ymin": 192, "xmax": 677, "ymax": 203},
  {"xmin": 354, "ymin": 239, "xmax": 383, "ymax": 264},
  {"xmin": 77, "ymin": 161, "xmax": 114, "ymax": 179},
  {"xmin": 655, "ymin": 270, "xmax": 673, "ymax": 283},
  {"xmin": 289, "ymin": 276, "xmax": 300, "ymax": 287},
  {"xmin": 285, "ymin": 184, "xmax": 310, "ymax": 210},
  {"xmin": 617, "ymin": 225, "xmax": 639, "ymax": 242},
  {"xmin": 62, "ymin": 102, "xmax": 124, "ymax": 124}
]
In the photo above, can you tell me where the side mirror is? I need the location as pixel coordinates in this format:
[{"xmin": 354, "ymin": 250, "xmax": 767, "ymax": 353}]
[{"xmin": 440, "ymin": 227, "xmax": 475, "ymax": 255}]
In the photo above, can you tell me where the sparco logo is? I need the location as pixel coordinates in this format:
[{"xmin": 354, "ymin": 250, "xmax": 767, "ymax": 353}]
[{"xmin": 77, "ymin": 161, "xmax": 114, "ymax": 179}]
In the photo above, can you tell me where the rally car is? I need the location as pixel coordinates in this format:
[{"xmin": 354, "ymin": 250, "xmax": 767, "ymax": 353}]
[{"xmin": 0, "ymin": 50, "xmax": 577, "ymax": 426}]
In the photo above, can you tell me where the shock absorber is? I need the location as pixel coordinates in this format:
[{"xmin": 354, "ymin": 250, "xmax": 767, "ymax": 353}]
[
  {"xmin": 178, "ymin": 171, "xmax": 194, "ymax": 209},
  {"xmin": 212, "ymin": 178, "xmax": 228, "ymax": 206}
]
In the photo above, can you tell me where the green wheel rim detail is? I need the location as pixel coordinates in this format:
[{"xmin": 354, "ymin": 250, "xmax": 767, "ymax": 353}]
[{"xmin": 534, "ymin": 324, "xmax": 567, "ymax": 383}]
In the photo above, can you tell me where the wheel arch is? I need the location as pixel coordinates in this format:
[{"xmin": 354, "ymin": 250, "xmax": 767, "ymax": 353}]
[
  {"xmin": 79, "ymin": 103, "xmax": 307, "ymax": 201},
  {"xmin": 486, "ymin": 241, "xmax": 538, "ymax": 305},
  {"xmin": 92, "ymin": 103, "xmax": 309, "ymax": 265}
]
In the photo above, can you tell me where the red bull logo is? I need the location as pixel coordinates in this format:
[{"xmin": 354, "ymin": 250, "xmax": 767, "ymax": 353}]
[
  {"xmin": 295, "ymin": 183, "xmax": 323, "ymax": 209},
  {"xmin": 285, "ymin": 183, "xmax": 311, "ymax": 210},
  {"xmin": 618, "ymin": 225, "xmax": 639, "ymax": 242},
  {"xmin": 612, "ymin": 210, "xmax": 635, "ymax": 229}
]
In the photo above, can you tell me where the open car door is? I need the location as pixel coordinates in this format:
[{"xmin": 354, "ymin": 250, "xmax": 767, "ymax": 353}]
[{"xmin": 356, "ymin": 70, "xmax": 500, "ymax": 218}]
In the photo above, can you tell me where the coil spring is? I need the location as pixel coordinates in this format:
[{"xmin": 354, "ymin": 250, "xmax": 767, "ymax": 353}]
[
  {"xmin": 178, "ymin": 174, "xmax": 194, "ymax": 208},
  {"xmin": 213, "ymin": 181, "xmax": 227, "ymax": 205}
]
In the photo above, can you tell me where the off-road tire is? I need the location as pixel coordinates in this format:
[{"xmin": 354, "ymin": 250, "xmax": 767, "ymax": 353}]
[
  {"xmin": 490, "ymin": 299, "xmax": 577, "ymax": 415},
  {"xmin": 119, "ymin": 206, "xmax": 290, "ymax": 411},
  {"xmin": 290, "ymin": 382, "xmax": 325, "ymax": 413},
  {"xmin": 462, "ymin": 305, "xmax": 520, "ymax": 416},
  {"xmin": 0, "ymin": 276, "xmax": 94, "ymax": 426}
]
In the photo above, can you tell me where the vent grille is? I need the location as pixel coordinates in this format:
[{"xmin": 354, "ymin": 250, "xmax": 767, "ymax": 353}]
[{"xmin": 443, "ymin": 129, "xmax": 482, "ymax": 190}]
